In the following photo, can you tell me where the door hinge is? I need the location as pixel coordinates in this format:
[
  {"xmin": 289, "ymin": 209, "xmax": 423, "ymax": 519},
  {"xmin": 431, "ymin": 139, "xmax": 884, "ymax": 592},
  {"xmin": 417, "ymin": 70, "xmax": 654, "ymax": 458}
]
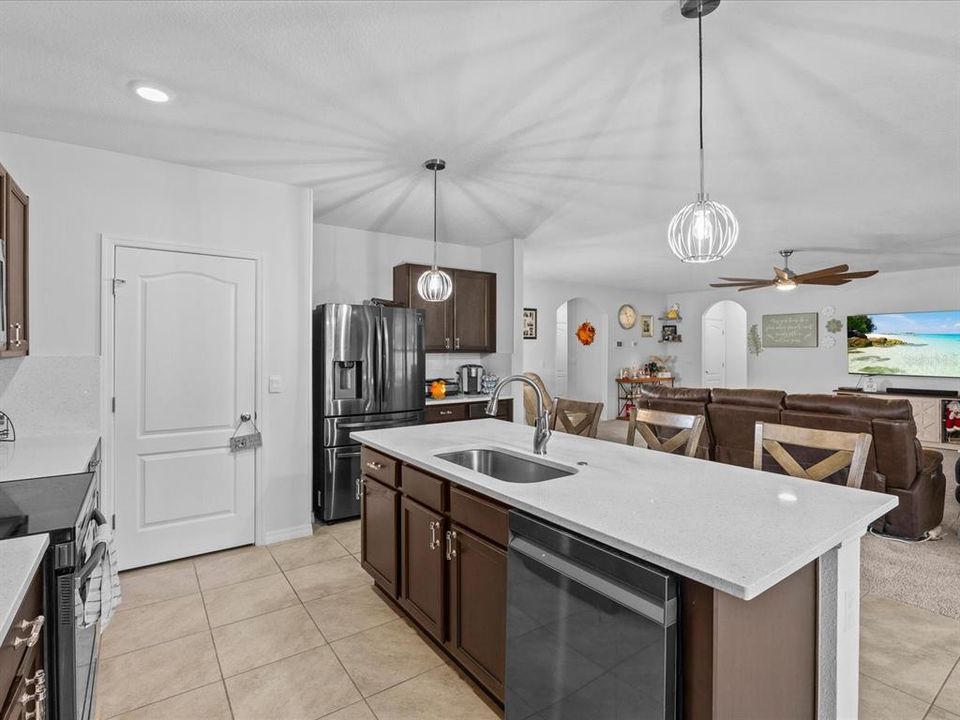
[
  {"xmin": 112, "ymin": 278, "xmax": 126, "ymax": 295},
  {"xmin": 111, "ymin": 397, "xmax": 116, "ymax": 413}
]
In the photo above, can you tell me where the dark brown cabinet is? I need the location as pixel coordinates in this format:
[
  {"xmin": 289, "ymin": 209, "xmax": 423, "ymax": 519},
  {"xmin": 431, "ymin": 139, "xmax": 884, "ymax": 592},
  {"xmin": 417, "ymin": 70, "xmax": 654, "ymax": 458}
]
[
  {"xmin": 0, "ymin": 162, "xmax": 29, "ymax": 358},
  {"xmin": 446, "ymin": 525, "xmax": 507, "ymax": 700},
  {"xmin": 360, "ymin": 476, "xmax": 400, "ymax": 599},
  {"xmin": 393, "ymin": 263, "xmax": 496, "ymax": 353},
  {"xmin": 400, "ymin": 496, "xmax": 446, "ymax": 642},
  {"xmin": 425, "ymin": 398, "xmax": 512, "ymax": 424},
  {"xmin": 1, "ymin": 562, "xmax": 44, "ymax": 720}
]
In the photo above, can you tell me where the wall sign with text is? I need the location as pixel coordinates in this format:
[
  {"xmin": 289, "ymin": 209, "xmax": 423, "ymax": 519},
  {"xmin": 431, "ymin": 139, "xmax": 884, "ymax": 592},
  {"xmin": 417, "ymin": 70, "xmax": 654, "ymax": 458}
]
[{"xmin": 762, "ymin": 312, "xmax": 819, "ymax": 348}]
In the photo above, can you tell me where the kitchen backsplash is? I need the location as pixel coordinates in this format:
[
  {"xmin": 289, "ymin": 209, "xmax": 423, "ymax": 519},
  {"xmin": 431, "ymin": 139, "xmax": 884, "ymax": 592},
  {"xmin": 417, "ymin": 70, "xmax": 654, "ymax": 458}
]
[
  {"xmin": 425, "ymin": 353, "xmax": 512, "ymax": 382},
  {"xmin": 0, "ymin": 356, "xmax": 100, "ymax": 435}
]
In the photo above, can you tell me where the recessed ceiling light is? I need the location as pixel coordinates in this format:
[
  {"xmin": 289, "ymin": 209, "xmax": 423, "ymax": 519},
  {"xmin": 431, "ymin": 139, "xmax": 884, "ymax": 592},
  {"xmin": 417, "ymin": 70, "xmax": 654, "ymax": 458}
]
[{"xmin": 132, "ymin": 83, "xmax": 171, "ymax": 103}]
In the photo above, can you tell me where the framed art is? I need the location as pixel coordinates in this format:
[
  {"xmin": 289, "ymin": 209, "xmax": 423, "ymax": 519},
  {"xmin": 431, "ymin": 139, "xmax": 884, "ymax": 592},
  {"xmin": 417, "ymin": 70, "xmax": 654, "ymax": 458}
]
[
  {"xmin": 640, "ymin": 314, "xmax": 653, "ymax": 337},
  {"xmin": 522, "ymin": 308, "xmax": 538, "ymax": 339}
]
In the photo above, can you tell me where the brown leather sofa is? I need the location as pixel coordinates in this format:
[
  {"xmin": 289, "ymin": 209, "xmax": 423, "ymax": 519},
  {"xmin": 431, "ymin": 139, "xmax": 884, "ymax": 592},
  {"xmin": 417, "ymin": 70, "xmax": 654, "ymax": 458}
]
[{"xmin": 636, "ymin": 385, "xmax": 946, "ymax": 539}]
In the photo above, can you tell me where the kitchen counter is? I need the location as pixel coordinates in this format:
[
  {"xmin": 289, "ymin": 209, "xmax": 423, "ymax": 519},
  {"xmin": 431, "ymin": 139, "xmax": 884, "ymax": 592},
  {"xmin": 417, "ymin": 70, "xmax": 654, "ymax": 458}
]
[
  {"xmin": 0, "ymin": 535, "xmax": 48, "ymax": 639},
  {"xmin": 353, "ymin": 419, "xmax": 895, "ymax": 600},
  {"xmin": 424, "ymin": 395, "xmax": 491, "ymax": 406},
  {"xmin": 0, "ymin": 431, "xmax": 100, "ymax": 482}
]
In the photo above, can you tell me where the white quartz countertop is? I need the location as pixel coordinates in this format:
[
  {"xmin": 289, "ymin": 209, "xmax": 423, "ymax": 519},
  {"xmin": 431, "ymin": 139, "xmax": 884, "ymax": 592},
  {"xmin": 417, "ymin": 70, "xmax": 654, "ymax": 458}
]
[
  {"xmin": 353, "ymin": 419, "xmax": 897, "ymax": 600},
  {"xmin": 0, "ymin": 432, "xmax": 100, "ymax": 482},
  {"xmin": 425, "ymin": 395, "xmax": 492, "ymax": 406},
  {"xmin": 0, "ymin": 535, "xmax": 48, "ymax": 639}
]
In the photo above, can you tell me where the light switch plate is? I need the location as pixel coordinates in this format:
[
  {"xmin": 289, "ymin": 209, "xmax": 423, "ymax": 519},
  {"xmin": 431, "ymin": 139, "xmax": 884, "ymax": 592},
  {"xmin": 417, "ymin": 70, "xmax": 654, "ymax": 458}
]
[{"xmin": 268, "ymin": 375, "xmax": 282, "ymax": 393}]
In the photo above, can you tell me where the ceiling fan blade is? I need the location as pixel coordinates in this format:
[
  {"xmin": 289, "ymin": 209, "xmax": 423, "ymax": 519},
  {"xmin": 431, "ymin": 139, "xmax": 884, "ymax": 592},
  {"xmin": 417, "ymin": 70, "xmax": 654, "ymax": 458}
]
[
  {"xmin": 791, "ymin": 264, "xmax": 850, "ymax": 282},
  {"xmin": 826, "ymin": 270, "xmax": 878, "ymax": 280},
  {"xmin": 737, "ymin": 284, "xmax": 772, "ymax": 291},
  {"xmin": 798, "ymin": 278, "xmax": 852, "ymax": 286},
  {"xmin": 773, "ymin": 266, "xmax": 789, "ymax": 281},
  {"xmin": 710, "ymin": 280, "xmax": 773, "ymax": 287},
  {"xmin": 717, "ymin": 277, "xmax": 772, "ymax": 282}
]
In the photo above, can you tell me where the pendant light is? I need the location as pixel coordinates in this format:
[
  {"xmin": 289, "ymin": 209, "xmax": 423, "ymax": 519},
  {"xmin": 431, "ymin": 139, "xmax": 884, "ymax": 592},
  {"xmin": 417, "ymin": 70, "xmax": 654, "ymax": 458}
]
[
  {"xmin": 667, "ymin": 0, "xmax": 738, "ymax": 263},
  {"xmin": 417, "ymin": 159, "xmax": 454, "ymax": 302}
]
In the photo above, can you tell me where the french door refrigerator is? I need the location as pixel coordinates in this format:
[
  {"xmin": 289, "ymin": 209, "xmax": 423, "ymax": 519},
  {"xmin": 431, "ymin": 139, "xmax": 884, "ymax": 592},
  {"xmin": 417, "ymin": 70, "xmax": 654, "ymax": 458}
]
[{"xmin": 313, "ymin": 303, "xmax": 425, "ymax": 522}]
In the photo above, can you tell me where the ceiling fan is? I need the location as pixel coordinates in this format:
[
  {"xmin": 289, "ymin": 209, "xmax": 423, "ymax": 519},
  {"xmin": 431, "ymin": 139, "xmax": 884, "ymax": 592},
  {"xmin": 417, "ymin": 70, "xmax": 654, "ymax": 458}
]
[{"xmin": 710, "ymin": 250, "xmax": 878, "ymax": 292}]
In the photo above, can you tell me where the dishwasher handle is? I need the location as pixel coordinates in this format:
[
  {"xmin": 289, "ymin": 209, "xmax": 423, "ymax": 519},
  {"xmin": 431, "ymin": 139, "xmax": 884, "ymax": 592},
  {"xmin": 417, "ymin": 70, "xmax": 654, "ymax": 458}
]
[{"xmin": 509, "ymin": 535, "xmax": 676, "ymax": 627}]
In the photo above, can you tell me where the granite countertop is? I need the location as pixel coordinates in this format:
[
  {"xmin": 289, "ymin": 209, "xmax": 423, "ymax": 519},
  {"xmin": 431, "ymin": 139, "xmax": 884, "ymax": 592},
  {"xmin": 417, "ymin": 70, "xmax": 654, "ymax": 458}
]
[
  {"xmin": 0, "ymin": 431, "xmax": 100, "ymax": 482},
  {"xmin": 0, "ymin": 535, "xmax": 49, "ymax": 639},
  {"xmin": 425, "ymin": 395, "xmax": 492, "ymax": 406},
  {"xmin": 353, "ymin": 419, "xmax": 897, "ymax": 600}
]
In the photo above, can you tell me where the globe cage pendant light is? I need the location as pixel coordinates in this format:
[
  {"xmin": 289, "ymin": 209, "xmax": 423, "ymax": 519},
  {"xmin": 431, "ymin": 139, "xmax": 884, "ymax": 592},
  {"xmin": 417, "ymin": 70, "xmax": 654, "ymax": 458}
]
[
  {"xmin": 417, "ymin": 159, "xmax": 454, "ymax": 302},
  {"xmin": 667, "ymin": 0, "xmax": 739, "ymax": 263}
]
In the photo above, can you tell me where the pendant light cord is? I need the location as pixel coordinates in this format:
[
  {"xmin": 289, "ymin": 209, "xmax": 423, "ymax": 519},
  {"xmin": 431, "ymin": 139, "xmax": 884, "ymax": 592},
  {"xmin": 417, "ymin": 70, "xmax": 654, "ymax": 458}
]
[
  {"xmin": 432, "ymin": 165, "xmax": 438, "ymax": 269},
  {"xmin": 698, "ymin": 1, "xmax": 705, "ymax": 199}
]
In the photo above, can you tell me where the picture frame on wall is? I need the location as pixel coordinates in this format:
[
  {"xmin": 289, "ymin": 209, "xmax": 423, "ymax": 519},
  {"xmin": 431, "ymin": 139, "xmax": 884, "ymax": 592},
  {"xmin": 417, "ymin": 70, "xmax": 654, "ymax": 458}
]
[
  {"xmin": 522, "ymin": 308, "xmax": 538, "ymax": 340},
  {"xmin": 640, "ymin": 314, "xmax": 653, "ymax": 337}
]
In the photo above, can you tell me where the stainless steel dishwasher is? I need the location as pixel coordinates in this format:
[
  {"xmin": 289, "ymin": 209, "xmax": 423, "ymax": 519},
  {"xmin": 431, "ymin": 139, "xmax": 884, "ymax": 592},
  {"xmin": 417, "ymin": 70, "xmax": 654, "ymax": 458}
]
[{"xmin": 505, "ymin": 512, "xmax": 678, "ymax": 720}]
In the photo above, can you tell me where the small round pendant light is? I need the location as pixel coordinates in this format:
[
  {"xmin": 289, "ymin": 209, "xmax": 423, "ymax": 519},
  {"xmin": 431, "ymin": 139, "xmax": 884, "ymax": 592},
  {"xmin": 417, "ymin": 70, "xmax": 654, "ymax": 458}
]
[
  {"xmin": 667, "ymin": 0, "xmax": 738, "ymax": 263},
  {"xmin": 417, "ymin": 159, "xmax": 454, "ymax": 303}
]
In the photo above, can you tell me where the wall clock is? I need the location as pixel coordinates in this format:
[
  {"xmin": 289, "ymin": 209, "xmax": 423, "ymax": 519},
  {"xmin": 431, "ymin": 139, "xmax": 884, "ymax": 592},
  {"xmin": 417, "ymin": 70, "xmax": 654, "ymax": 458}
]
[{"xmin": 618, "ymin": 304, "xmax": 637, "ymax": 329}]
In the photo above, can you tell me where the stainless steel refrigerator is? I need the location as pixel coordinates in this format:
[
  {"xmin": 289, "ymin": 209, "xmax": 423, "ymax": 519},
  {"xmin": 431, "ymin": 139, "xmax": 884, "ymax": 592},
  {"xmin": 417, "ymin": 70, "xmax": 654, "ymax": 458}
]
[{"xmin": 313, "ymin": 303, "xmax": 425, "ymax": 522}]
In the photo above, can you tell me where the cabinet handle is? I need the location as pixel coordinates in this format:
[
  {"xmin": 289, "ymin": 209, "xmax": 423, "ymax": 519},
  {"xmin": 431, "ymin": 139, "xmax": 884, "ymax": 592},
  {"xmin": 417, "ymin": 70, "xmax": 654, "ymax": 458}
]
[
  {"xmin": 355, "ymin": 477, "xmax": 363, "ymax": 501},
  {"xmin": 445, "ymin": 530, "xmax": 457, "ymax": 561},
  {"xmin": 365, "ymin": 461, "xmax": 385, "ymax": 472},
  {"xmin": 13, "ymin": 615, "xmax": 44, "ymax": 648},
  {"xmin": 10, "ymin": 323, "xmax": 24, "ymax": 348},
  {"xmin": 428, "ymin": 521, "xmax": 440, "ymax": 550},
  {"xmin": 455, "ymin": 337, "xmax": 460, "ymax": 350},
  {"xmin": 439, "ymin": 410, "xmax": 453, "ymax": 417},
  {"xmin": 444, "ymin": 337, "xmax": 451, "ymax": 350}
]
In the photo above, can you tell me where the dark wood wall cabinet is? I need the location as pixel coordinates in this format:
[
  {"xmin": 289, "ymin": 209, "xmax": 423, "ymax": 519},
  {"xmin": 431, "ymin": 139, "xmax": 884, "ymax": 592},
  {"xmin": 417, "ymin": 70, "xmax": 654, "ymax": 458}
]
[
  {"xmin": 393, "ymin": 264, "xmax": 496, "ymax": 353},
  {"xmin": 0, "ymin": 162, "xmax": 29, "ymax": 357},
  {"xmin": 0, "ymin": 564, "xmax": 45, "ymax": 720},
  {"xmin": 359, "ymin": 447, "xmax": 508, "ymax": 705}
]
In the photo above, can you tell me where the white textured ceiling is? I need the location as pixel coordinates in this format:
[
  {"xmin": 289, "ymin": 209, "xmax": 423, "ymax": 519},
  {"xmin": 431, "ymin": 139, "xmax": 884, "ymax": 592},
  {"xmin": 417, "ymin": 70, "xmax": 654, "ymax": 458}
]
[{"xmin": 0, "ymin": 0, "xmax": 957, "ymax": 291}]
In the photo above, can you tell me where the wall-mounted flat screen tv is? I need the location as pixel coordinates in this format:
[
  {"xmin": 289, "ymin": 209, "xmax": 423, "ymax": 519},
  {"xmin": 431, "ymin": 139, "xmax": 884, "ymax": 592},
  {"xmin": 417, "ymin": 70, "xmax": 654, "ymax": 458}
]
[{"xmin": 847, "ymin": 310, "xmax": 960, "ymax": 378}]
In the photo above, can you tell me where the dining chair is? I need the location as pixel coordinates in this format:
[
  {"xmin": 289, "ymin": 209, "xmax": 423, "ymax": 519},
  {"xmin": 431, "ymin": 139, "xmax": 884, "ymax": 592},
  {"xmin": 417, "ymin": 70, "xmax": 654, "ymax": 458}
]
[
  {"xmin": 550, "ymin": 398, "xmax": 604, "ymax": 438},
  {"xmin": 752, "ymin": 422, "xmax": 872, "ymax": 489},
  {"xmin": 522, "ymin": 372, "xmax": 554, "ymax": 426},
  {"xmin": 626, "ymin": 407, "xmax": 705, "ymax": 458}
]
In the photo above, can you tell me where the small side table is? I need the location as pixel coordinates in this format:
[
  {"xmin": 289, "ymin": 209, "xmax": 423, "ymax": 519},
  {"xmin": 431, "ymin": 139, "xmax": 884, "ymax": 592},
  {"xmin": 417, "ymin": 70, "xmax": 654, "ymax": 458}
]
[{"xmin": 615, "ymin": 376, "xmax": 676, "ymax": 419}]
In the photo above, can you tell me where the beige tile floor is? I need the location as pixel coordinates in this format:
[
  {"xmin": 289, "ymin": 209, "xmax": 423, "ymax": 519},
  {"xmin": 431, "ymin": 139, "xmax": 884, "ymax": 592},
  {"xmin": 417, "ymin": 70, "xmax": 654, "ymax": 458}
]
[
  {"xmin": 96, "ymin": 519, "xmax": 960, "ymax": 720},
  {"xmin": 95, "ymin": 520, "xmax": 498, "ymax": 720}
]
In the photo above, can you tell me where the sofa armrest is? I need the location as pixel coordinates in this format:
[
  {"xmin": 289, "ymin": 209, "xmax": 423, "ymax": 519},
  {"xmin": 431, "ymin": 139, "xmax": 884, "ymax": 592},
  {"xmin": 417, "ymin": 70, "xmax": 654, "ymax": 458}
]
[{"xmin": 921, "ymin": 448, "xmax": 944, "ymax": 479}]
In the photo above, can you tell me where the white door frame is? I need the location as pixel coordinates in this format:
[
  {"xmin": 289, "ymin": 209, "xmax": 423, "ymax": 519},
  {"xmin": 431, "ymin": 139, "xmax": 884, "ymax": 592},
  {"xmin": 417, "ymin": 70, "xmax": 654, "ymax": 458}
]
[{"xmin": 99, "ymin": 235, "xmax": 267, "ymax": 547}]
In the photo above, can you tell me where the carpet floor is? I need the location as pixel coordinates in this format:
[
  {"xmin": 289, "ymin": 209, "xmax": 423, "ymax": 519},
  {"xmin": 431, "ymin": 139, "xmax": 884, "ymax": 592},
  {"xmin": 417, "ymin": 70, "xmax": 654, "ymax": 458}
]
[{"xmin": 597, "ymin": 420, "xmax": 960, "ymax": 619}]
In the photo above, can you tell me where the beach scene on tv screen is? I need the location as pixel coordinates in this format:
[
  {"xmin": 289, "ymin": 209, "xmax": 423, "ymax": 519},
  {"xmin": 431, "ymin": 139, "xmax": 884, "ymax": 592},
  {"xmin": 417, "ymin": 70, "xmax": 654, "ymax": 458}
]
[{"xmin": 848, "ymin": 310, "xmax": 960, "ymax": 378}]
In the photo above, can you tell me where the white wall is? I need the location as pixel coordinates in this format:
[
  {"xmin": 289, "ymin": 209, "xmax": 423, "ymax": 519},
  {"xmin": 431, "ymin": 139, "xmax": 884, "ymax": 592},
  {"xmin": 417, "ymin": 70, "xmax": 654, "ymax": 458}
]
[
  {"xmin": 0, "ymin": 131, "xmax": 314, "ymax": 542},
  {"xmin": 702, "ymin": 300, "xmax": 748, "ymax": 387},
  {"xmin": 523, "ymin": 278, "xmax": 664, "ymax": 418},
  {"xmin": 668, "ymin": 266, "xmax": 960, "ymax": 394},
  {"xmin": 312, "ymin": 223, "xmax": 518, "ymax": 381},
  {"xmin": 565, "ymin": 298, "xmax": 607, "ymax": 406}
]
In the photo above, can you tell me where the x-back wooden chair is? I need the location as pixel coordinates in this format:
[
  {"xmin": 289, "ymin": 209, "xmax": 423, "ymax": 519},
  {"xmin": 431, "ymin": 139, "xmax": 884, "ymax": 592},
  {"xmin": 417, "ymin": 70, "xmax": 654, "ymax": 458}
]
[
  {"xmin": 627, "ymin": 407, "xmax": 705, "ymax": 458},
  {"xmin": 752, "ymin": 422, "xmax": 872, "ymax": 489},
  {"xmin": 550, "ymin": 398, "xmax": 603, "ymax": 438}
]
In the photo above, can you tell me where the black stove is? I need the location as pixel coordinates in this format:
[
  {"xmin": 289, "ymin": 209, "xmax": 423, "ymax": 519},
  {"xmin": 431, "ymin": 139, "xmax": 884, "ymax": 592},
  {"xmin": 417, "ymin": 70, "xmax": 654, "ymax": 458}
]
[{"xmin": 0, "ymin": 472, "xmax": 95, "ymax": 542}]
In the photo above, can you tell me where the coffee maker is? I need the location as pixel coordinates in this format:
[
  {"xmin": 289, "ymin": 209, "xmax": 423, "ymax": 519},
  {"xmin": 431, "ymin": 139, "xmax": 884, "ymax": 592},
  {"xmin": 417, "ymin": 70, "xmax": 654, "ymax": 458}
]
[{"xmin": 458, "ymin": 364, "xmax": 484, "ymax": 395}]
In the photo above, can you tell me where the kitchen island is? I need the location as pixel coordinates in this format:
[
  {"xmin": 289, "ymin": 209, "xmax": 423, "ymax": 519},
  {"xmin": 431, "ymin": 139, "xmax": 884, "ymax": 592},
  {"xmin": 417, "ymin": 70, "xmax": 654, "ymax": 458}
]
[{"xmin": 353, "ymin": 419, "xmax": 895, "ymax": 719}]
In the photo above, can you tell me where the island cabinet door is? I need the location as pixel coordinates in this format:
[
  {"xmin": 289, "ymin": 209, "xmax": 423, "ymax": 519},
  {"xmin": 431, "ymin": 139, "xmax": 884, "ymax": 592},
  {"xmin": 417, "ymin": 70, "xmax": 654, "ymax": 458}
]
[
  {"xmin": 446, "ymin": 524, "xmax": 506, "ymax": 702},
  {"xmin": 400, "ymin": 496, "xmax": 446, "ymax": 641},
  {"xmin": 360, "ymin": 476, "xmax": 400, "ymax": 598}
]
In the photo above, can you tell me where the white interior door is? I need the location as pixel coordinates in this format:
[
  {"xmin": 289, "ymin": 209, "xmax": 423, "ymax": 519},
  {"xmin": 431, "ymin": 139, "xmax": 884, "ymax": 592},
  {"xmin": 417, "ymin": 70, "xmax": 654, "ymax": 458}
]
[
  {"xmin": 114, "ymin": 246, "xmax": 257, "ymax": 569},
  {"xmin": 703, "ymin": 317, "xmax": 726, "ymax": 388}
]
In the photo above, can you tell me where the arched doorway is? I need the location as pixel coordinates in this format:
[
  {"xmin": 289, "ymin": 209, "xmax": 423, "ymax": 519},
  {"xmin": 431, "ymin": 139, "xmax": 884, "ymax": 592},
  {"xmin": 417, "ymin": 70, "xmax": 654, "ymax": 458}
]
[
  {"xmin": 701, "ymin": 300, "xmax": 748, "ymax": 388},
  {"xmin": 555, "ymin": 297, "xmax": 608, "ymax": 409}
]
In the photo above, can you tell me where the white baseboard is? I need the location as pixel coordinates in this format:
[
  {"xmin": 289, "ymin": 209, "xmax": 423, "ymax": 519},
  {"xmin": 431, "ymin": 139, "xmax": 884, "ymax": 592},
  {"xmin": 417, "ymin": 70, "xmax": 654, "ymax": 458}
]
[{"xmin": 262, "ymin": 523, "xmax": 313, "ymax": 545}]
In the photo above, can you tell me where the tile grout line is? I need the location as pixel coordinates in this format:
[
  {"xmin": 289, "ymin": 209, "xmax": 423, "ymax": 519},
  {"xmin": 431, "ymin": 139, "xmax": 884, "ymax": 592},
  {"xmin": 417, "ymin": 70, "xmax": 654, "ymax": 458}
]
[
  {"xmin": 861, "ymin": 668, "xmax": 954, "ymax": 708},
  {"xmin": 927, "ymin": 655, "xmax": 960, "ymax": 719},
  {"xmin": 194, "ymin": 561, "xmax": 237, "ymax": 720},
  {"xmin": 101, "ymin": 681, "xmax": 227, "ymax": 720}
]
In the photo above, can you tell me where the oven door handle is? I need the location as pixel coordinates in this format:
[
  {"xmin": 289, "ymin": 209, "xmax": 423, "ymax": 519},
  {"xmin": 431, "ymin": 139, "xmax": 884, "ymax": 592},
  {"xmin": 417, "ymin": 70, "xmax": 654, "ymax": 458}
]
[
  {"xmin": 90, "ymin": 508, "xmax": 107, "ymax": 527},
  {"xmin": 76, "ymin": 541, "xmax": 107, "ymax": 591}
]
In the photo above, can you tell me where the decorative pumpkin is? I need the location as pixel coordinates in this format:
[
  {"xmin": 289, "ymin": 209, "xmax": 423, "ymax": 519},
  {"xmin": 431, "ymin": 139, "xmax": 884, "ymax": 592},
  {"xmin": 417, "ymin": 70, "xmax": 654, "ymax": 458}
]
[
  {"xmin": 430, "ymin": 380, "xmax": 447, "ymax": 400},
  {"xmin": 575, "ymin": 321, "xmax": 596, "ymax": 346}
]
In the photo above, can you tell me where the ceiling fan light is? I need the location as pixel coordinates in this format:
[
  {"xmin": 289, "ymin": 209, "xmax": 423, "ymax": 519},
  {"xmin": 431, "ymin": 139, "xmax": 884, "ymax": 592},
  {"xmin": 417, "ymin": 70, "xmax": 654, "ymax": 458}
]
[
  {"xmin": 668, "ymin": 197, "xmax": 739, "ymax": 263},
  {"xmin": 775, "ymin": 279, "xmax": 798, "ymax": 291},
  {"xmin": 417, "ymin": 267, "xmax": 453, "ymax": 303}
]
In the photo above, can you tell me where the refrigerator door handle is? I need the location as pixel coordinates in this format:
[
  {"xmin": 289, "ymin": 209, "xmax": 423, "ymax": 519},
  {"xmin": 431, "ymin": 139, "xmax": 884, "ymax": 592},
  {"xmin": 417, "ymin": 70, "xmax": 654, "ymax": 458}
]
[{"xmin": 380, "ymin": 312, "xmax": 390, "ymax": 406}]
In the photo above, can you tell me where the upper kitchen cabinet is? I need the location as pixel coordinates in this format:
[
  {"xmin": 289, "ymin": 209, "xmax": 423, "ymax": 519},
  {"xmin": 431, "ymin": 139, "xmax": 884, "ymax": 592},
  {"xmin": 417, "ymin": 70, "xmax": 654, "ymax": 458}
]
[
  {"xmin": 393, "ymin": 263, "xmax": 496, "ymax": 354},
  {"xmin": 0, "ymin": 162, "xmax": 29, "ymax": 358}
]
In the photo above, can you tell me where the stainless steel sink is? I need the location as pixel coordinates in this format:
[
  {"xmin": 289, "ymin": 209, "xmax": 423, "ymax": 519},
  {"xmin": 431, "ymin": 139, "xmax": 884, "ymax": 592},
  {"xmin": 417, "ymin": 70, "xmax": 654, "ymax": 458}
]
[{"xmin": 435, "ymin": 448, "xmax": 576, "ymax": 483}]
